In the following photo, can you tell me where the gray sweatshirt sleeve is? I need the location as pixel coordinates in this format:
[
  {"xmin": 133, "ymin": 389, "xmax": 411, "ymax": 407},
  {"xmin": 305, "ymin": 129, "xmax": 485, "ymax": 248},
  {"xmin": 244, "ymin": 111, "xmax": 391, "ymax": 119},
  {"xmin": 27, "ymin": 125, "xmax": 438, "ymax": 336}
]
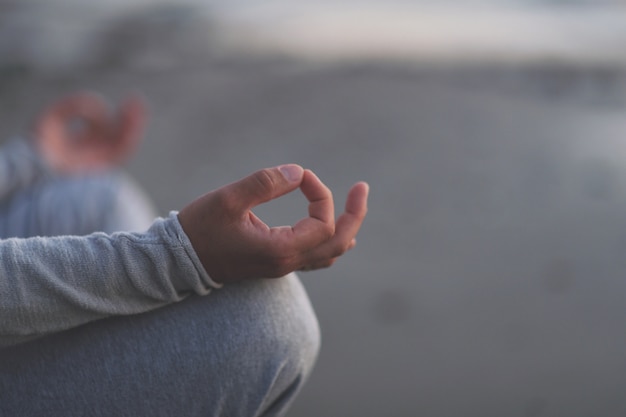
[
  {"xmin": 0, "ymin": 212, "xmax": 222, "ymax": 347},
  {"xmin": 0, "ymin": 139, "xmax": 48, "ymax": 202}
]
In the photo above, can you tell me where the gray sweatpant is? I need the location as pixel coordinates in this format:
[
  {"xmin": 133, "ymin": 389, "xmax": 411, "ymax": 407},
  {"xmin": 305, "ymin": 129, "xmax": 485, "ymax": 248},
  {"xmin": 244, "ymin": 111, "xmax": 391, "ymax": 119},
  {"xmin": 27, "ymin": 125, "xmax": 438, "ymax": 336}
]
[{"xmin": 0, "ymin": 171, "xmax": 320, "ymax": 417}]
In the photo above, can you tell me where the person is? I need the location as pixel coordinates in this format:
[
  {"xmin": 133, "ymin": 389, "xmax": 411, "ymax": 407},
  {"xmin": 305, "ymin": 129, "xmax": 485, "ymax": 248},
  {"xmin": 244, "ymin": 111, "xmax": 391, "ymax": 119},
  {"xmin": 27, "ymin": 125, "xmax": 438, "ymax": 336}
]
[
  {"xmin": 0, "ymin": 92, "xmax": 369, "ymax": 417},
  {"xmin": 0, "ymin": 92, "xmax": 157, "ymax": 238}
]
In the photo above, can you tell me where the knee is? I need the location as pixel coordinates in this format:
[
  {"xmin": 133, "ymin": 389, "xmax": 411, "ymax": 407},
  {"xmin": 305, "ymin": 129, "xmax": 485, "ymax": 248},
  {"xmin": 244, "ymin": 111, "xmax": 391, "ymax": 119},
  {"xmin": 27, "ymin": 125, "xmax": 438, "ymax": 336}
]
[
  {"xmin": 228, "ymin": 273, "xmax": 321, "ymax": 376},
  {"xmin": 0, "ymin": 172, "xmax": 156, "ymax": 237},
  {"xmin": 53, "ymin": 172, "xmax": 156, "ymax": 234},
  {"xmin": 201, "ymin": 273, "xmax": 321, "ymax": 413},
  {"xmin": 252, "ymin": 273, "xmax": 321, "ymax": 374},
  {"xmin": 0, "ymin": 275, "xmax": 319, "ymax": 417}
]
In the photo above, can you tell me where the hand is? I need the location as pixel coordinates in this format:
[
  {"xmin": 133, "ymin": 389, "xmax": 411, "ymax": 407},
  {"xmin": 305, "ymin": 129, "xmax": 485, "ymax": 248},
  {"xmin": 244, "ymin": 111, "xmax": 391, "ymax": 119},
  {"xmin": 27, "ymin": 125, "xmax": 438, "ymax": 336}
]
[
  {"xmin": 178, "ymin": 165, "xmax": 369, "ymax": 283},
  {"xmin": 34, "ymin": 92, "xmax": 146, "ymax": 174}
]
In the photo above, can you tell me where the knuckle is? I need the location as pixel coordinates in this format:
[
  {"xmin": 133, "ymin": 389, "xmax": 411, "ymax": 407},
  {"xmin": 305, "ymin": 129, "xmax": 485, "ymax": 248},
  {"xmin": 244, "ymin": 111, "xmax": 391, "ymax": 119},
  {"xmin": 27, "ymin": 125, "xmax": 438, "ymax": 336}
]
[
  {"xmin": 322, "ymin": 223, "xmax": 335, "ymax": 240},
  {"xmin": 252, "ymin": 169, "xmax": 278, "ymax": 197},
  {"xmin": 261, "ymin": 244, "xmax": 298, "ymax": 276},
  {"xmin": 329, "ymin": 240, "xmax": 350, "ymax": 258},
  {"xmin": 319, "ymin": 185, "xmax": 333, "ymax": 201}
]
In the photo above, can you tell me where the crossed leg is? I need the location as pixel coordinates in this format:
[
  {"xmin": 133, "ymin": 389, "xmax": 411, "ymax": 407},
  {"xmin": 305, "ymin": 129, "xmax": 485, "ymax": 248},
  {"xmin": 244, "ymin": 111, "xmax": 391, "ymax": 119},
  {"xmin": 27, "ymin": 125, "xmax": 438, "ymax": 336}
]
[{"xmin": 0, "ymin": 172, "xmax": 320, "ymax": 417}]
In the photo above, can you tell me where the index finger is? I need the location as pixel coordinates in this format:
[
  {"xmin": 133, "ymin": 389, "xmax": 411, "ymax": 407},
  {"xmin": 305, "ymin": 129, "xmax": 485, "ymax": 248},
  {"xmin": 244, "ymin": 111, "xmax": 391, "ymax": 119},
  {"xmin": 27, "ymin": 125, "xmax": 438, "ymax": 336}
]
[
  {"xmin": 300, "ymin": 169, "xmax": 334, "ymax": 224},
  {"xmin": 269, "ymin": 169, "xmax": 335, "ymax": 252}
]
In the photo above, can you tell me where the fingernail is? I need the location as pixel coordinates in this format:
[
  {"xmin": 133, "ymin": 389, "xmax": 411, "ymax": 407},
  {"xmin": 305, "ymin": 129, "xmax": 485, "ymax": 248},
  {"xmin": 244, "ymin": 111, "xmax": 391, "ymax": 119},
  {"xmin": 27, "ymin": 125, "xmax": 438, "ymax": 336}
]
[{"xmin": 279, "ymin": 164, "xmax": 303, "ymax": 182}]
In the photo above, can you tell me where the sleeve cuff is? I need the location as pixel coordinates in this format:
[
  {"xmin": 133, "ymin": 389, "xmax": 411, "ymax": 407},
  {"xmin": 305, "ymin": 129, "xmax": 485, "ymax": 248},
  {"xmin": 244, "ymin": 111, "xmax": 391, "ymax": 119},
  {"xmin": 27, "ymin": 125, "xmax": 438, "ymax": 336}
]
[{"xmin": 167, "ymin": 211, "xmax": 223, "ymax": 290}]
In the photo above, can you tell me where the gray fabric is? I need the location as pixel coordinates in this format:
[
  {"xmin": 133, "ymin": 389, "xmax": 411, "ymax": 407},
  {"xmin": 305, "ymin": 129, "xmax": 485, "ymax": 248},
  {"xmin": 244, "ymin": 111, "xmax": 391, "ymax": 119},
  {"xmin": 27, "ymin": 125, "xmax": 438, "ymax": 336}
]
[
  {"xmin": 0, "ymin": 171, "xmax": 157, "ymax": 237},
  {"xmin": 0, "ymin": 138, "xmax": 221, "ymax": 347},
  {"xmin": 0, "ymin": 273, "xmax": 320, "ymax": 417},
  {"xmin": 0, "ymin": 211, "xmax": 221, "ymax": 347},
  {"xmin": 0, "ymin": 139, "xmax": 48, "ymax": 202},
  {"xmin": 0, "ymin": 138, "xmax": 157, "ymax": 237},
  {"xmin": 0, "ymin": 138, "xmax": 320, "ymax": 416}
]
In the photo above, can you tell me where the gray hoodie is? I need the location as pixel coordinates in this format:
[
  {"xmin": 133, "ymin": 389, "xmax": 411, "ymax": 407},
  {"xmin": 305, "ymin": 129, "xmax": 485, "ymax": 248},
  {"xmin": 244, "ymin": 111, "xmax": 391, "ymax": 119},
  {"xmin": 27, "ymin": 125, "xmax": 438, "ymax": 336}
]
[{"xmin": 0, "ymin": 141, "xmax": 221, "ymax": 347}]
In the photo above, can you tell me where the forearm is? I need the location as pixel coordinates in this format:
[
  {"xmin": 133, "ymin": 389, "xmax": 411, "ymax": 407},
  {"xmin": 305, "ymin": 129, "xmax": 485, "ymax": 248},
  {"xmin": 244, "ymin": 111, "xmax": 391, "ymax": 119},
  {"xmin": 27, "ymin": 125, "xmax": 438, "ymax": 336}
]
[{"xmin": 0, "ymin": 213, "xmax": 221, "ymax": 347}]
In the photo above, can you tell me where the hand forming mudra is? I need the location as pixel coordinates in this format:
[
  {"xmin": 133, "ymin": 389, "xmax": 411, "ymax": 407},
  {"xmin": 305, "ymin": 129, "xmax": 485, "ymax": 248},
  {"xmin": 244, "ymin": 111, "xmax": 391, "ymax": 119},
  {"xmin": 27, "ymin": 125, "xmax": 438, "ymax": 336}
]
[
  {"xmin": 32, "ymin": 91, "xmax": 369, "ymax": 284},
  {"xmin": 178, "ymin": 165, "xmax": 369, "ymax": 284},
  {"xmin": 34, "ymin": 92, "xmax": 146, "ymax": 174}
]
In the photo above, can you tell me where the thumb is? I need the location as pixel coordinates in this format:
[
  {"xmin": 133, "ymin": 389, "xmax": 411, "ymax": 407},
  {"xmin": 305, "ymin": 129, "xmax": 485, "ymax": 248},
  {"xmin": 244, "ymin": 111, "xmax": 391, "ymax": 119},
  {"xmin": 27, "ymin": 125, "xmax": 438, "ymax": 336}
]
[{"xmin": 226, "ymin": 164, "xmax": 304, "ymax": 211}]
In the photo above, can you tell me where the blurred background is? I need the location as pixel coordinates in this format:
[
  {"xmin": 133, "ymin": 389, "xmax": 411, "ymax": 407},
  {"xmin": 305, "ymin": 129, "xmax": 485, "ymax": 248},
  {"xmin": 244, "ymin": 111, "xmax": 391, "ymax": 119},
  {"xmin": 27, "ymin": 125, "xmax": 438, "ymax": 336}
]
[{"xmin": 2, "ymin": 0, "xmax": 626, "ymax": 416}]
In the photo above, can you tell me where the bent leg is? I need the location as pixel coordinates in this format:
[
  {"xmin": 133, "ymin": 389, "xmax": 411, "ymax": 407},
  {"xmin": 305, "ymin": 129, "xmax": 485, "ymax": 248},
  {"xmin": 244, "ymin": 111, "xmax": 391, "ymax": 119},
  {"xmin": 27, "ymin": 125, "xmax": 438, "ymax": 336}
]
[
  {"xmin": 0, "ymin": 273, "xmax": 320, "ymax": 417},
  {"xmin": 0, "ymin": 171, "xmax": 157, "ymax": 238}
]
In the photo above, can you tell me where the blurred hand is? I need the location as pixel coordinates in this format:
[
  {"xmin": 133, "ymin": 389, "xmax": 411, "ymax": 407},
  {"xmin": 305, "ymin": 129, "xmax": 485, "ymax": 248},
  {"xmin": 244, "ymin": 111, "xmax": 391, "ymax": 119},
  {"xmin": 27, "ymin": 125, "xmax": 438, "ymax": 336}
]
[
  {"xmin": 178, "ymin": 165, "xmax": 369, "ymax": 283},
  {"xmin": 34, "ymin": 92, "xmax": 146, "ymax": 174}
]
